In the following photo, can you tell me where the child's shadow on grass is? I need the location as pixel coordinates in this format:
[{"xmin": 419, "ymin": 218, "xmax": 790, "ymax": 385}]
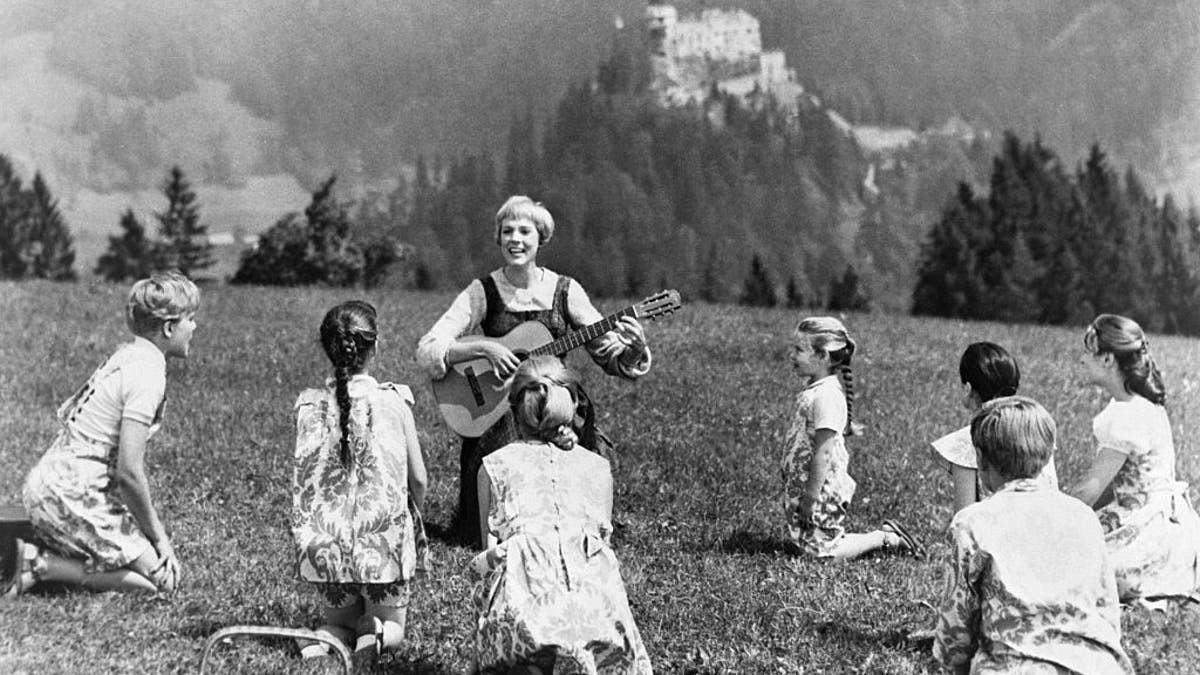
[{"xmin": 719, "ymin": 529, "xmax": 794, "ymax": 555}]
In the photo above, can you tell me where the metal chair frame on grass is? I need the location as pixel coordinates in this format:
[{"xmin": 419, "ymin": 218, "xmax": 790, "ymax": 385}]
[{"xmin": 200, "ymin": 625, "xmax": 353, "ymax": 675}]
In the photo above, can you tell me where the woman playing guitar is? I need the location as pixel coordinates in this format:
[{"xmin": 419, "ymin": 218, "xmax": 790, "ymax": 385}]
[{"xmin": 416, "ymin": 195, "xmax": 651, "ymax": 548}]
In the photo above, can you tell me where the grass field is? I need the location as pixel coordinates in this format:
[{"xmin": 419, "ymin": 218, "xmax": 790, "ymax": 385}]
[{"xmin": 2, "ymin": 280, "xmax": 1200, "ymax": 674}]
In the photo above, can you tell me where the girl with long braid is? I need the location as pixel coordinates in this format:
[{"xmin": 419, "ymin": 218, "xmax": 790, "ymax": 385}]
[
  {"xmin": 781, "ymin": 316, "xmax": 921, "ymax": 559},
  {"xmin": 468, "ymin": 356, "xmax": 652, "ymax": 674},
  {"xmin": 291, "ymin": 301, "xmax": 428, "ymax": 658},
  {"xmin": 1070, "ymin": 313, "xmax": 1200, "ymax": 604}
]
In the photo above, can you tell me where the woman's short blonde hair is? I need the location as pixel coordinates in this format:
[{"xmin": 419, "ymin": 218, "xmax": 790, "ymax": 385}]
[
  {"xmin": 494, "ymin": 195, "xmax": 555, "ymax": 244},
  {"xmin": 126, "ymin": 270, "xmax": 200, "ymax": 335}
]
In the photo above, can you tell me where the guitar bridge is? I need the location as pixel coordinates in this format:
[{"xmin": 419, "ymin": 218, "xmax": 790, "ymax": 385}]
[{"xmin": 463, "ymin": 366, "xmax": 486, "ymax": 407}]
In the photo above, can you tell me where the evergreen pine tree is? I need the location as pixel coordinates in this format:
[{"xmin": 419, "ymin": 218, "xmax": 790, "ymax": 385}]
[
  {"xmin": 785, "ymin": 275, "xmax": 805, "ymax": 308},
  {"xmin": 24, "ymin": 172, "xmax": 76, "ymax": 280},
  {"xmin": 154, "ymin": 166, "xmax": 213, "ymax": 277},
  {"xmin": 827, "ymin": 264, "xmax": 869, "ymax": 312},
  {"xmin": 739, "ymin": 254, "xmax": 778, "ymax": 307},
  {"xmin": 0, "ymin": 154, "xmax": 31, "ymax": 279},
  {"xmin": 96, "ymin": 208, "xmax": 155, "ymax": 282}
]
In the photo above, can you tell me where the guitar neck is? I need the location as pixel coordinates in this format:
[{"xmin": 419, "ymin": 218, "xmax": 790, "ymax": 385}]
[{"xmin": 530, "ymin": 307, "xmax": 636, "ymax": 357}]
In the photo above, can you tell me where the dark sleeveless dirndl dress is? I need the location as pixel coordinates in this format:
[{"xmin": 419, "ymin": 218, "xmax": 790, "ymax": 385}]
[{"xmin": 453, "ymin": 274, "xmax": 600, "ymax": 547}]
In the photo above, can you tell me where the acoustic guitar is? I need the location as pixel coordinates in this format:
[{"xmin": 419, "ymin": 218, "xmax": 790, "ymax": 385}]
[{"xmin": 432, "ymin": 289, "xmax": 682, "ymax": 437}]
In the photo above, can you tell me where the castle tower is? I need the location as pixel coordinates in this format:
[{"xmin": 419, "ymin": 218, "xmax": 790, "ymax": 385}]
[
  {"xmin": 645, "ymin": 1, "xmax": 677, "ymax": 58},
  {"xmin": 646, "ymin": 2, "xmax": 680, "ymax": 94}
]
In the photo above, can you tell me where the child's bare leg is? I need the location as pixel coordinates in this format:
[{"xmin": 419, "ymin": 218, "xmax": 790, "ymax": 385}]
[
  {"xmin": 39, "ymin": 549, "xmax": 158, "ymax": 592},
  {"xmin": 826, "ymin": 530, "xmax": 898, "ymax": 560},
  {"xmin": 364, "ymin": 585, "xmax": 409, "ymax": 650},
  {"xmin": 299, "ymin": 590, "xmax": 360, "ymax": 657}
]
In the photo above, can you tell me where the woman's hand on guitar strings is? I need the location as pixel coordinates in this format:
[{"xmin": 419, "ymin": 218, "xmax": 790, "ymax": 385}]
[
  {"xmin": 613, "ymin": 316, "xmax": 647, "ymax": 356},
  {"xmin": 482, "ymin": 341, "xmax": 521, "ymax": 379}
]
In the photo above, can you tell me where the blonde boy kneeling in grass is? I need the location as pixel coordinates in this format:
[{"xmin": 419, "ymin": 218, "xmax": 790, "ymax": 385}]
[
  {"xmin": 8, "ymin": 272, "xmax": 198, "ymax": 597},
  {"xmin": 933, "ymin": 396, "xmax": 1132, "ymax": 675}
]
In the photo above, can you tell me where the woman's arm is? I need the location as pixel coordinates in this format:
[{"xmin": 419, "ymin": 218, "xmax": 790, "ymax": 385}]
[
  {"xmin": 114, "ymin": 417, "xmax": 177, "ymax": 591},
  {"xmin": 799, "ymin": 429, "xmax": 838, "ymax": 522},
  {"xmin": 566, "ymin": 280, "xmax": 651, "ymax": 379},
  {"xmin": 416, "ymin": 281, "xmax": 492, "ymax": 378},
  {"xmin": 1069, "ymin": 447, "xmax": 1127, "ymax": 508},
  {"xmin": 401, "ymin": 404, "xmax": 427, "ymax": 511}
]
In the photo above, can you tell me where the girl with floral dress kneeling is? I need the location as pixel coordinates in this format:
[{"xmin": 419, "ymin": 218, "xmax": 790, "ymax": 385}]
[
  {"xmin": 292, "ymin": 301, "xmax": 428, "ymax": 658},
  {"xmin": 468, "ymin": 356, "xmax": 652, "ymax": 675}
]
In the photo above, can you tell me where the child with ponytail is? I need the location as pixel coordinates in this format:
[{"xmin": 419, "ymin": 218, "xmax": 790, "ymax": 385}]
[
  {"xmin": 469, "ymin": 356, "xmax": 652, "ymax": 674},
  {"xmin": 781, "ymin": 317, "xmax": 921, "ymax": 559},
  {"xmin": 1070, "ymin": 313, "xmax": 1200, "ymax": 604},
  {"xmin": 291, "ymin": 301, "xmax": 428, "ymax": 658}
]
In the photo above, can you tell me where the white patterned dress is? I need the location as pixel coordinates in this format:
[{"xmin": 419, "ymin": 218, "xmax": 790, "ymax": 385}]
[
  {"xmin": 781, "ymin": 375, "xmax": 856, "ymax": 557},
  {"xmin": 1091, "ymin": 395, "xmax": 1200, "ymax": 601},
  {"xmin": 934, "ymin": 479, "xmax": 1132, "ymax": 674},
  {"xmin": 470, "ymin": 441, "xmax": 652, "ymax": 675},
  {"xmin": 292, "ymin": 376, "xmax": 425, "ymax": 600}
]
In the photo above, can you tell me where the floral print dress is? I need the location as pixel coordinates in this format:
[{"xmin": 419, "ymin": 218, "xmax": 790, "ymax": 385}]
[
  {"xmin": 469, "ymin": 441, "xmax": 652, "ymax": 675},
  {"xmin": 1092, "ymin": 395, "xmax": 1200, "ymax": 601},
  {"xmin": 292, "ymin": 376, "xmax": 425, "ymax": 589},
  {"xmin": 934, "ymin": 479, "xmax": 1132, "ymax": 675},
  {"xmin": 781, "ymin": 375, "xmax": 856, "ymax": 557},
  {"xmin": 22, "ymin": 338, "xmax": 166, "ymax": 573}
]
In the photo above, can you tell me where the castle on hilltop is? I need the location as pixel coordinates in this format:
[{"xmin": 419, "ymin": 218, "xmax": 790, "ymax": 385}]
[{"xmin": 645, "ymin": 2, "xmax": 803, "ymax": 107}]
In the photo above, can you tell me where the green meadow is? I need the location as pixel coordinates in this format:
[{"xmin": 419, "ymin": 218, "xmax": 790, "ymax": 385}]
[{"xmin": 2, "ymin": 281, "xmax": 1199, "ymax": 674}]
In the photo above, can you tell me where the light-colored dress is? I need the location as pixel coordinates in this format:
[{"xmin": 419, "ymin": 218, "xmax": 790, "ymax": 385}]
[
  {"xmin": 934, "ymin": 479, "xmax": 1133, "ymax": 675},
  {"xmin": 781, "ymin": 375, "xmax": 856, "ymax": 557},
  {"xmin": 1091, "ymin": 395, "xmax": 1200, "ymax": 601},
  {"xmin": 292, "ymin": 375, "xmax": 423, "ymax": 585},
  {"xmin": 931, "ymin": 425, "xmax": 1060, "ymax": 500},
  {"xmin": 470, "ymin": 441, "xmax": 653, "ymax": 674},
  {"xmin": 22, "ymin": 337, "xmax": 166, "ymax": 572}
]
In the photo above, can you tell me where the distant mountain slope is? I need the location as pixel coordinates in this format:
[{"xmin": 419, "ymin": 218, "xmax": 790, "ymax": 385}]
[{"xmin": 2, "ymin": 0, "xmax": 1195, "ymax": 199}]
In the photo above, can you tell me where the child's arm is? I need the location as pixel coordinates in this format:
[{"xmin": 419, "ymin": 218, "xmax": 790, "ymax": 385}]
[
  {"xmin": 932, "ymin": 522, "xmax": 981, "ymax": 674},
  {"xmin": 400, "ymin": 404, "xmax": 427, "ymax": 511},
  {"xmin": 949, "ymin": 464, "xmax": 978, "ymax": 515},
  {"xmin": 799, "ymin": 429, "xmax": 838, "ymax": 521},
  {"xmin": 477, "ymin": 466, "xmax": 498, "ymax": 551},
  {"xmin": 1069, "ymin": 447, "xmax": 1126, "ymax": 508},
  {"xmin": 114, "ymin": 417, "xmax": 178, "ymax": 592}
]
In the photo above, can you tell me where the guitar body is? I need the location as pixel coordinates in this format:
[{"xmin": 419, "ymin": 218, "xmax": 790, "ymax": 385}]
[{"xmin": 431, "ymin": 321, "xmax": 556, "ymax": 438}]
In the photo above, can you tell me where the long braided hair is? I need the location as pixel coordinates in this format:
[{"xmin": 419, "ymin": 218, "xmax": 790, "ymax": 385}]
[
  {"xmin": 508, "ymin": 356, "xmax": 580, "ymax": 451},
  {"xmin": 796, "ymin": 316, "xmax": 859, "ymax": 436},
  {"xmin": 319, "ymin": 301, "xmax": 378, "ymax": 469},
  {"xmin": 1085, "ymin": 313, "xmax": 1166, "ymax": 405}
]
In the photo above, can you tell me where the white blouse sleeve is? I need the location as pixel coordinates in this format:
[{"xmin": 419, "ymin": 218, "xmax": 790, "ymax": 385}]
[
  {"xmin": 1092, "ymin": 404, "xmax": 1146, "ymax": 456},
  {"xmin": 415, "ymin": 280, "xmax": 486, "ymax": 379},
  {"xmin": 565, "ymin": 278, "xmax": 651, "ymax": 380}
]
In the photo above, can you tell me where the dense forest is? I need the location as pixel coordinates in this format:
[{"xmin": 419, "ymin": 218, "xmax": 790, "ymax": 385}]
[{"xmin": 913, "ymin": 133, "xmax": 1200, "ymax": 335}]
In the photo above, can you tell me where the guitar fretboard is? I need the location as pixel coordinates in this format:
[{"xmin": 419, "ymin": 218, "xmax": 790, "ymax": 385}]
[{"xmin": 529, "ymin": 307, "xmax": 637, "ymax": 357}]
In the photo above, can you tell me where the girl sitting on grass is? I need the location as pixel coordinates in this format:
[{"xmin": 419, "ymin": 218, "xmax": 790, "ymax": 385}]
[
  {"xmin": 930, "ymin": 342, "xmax": 1058, "ymax": 518},
  {"xmin": 468, "ymin": 356, "xmax": 652, "ymax": 674},
  {"xmin": 292, "ymin": 301, "xmax": 428, "ymax": 658},
  {"xmin": 6, "ymin": 271, "xmax": 198, "ymax": 597},
  {"xmin": 1069, "ymin": 313, "xmax": 1200, "ymax": 605},
  {"xmin": 781, "ymin": 316, "xmax": 921, "ymax": 560},
  {"xmin": 935, "ymin": 396, "xmax": 1132, "ymax": 674}
]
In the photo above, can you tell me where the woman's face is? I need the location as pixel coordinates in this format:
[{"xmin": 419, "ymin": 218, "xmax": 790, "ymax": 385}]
[{"xmin": 498, "ymin": 217, "xmax": 540, "ymax": 266}]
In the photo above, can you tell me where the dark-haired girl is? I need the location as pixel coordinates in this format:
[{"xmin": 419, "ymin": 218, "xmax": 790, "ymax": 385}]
[
  {"xmin": 292, "ymin": 301, "xmax": 428, "ymax": 657},
  {"xmin": 930, "ymin": 342, "xmax": 1058, "ymax": 517},
  {"xmin": 1070, "ymin": 313, "xmax": 1200, "ymax": 604}
]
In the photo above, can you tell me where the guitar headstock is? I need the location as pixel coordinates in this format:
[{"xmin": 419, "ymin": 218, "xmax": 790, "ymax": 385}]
[{"xmin": 634, "ymin": 289, "xmax": 683, "ymax": 320}]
